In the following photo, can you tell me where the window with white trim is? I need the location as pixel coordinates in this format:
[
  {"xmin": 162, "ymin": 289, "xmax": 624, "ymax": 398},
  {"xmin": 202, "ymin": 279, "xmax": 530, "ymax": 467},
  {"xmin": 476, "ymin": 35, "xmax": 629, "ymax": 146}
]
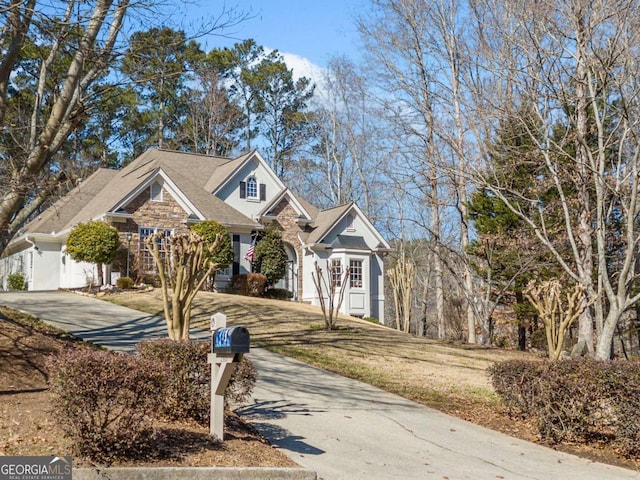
[
  {"xmin": 349, "ymin": 259, "xmax": 363, "ymax": 288},
  {"xmin": 150, "ymin": 181, "xmax": 163, "ymax": 202},
  {"xmin": 330, "ymin": 259, "xmax": 343, "ymax": 287},
  {"xmin": 139, "ymin": 227, "xmax": 172, "ymax": 273},
  {"xmin": 246, "ymin": 177, "xmax": 258, "ymax": 198}
]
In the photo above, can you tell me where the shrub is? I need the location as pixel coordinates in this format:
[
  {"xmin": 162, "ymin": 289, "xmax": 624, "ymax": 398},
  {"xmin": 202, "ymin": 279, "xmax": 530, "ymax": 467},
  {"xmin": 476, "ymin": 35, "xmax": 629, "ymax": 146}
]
[
  {"xmin": 189, "ymin": 220, "xmax": 234, "ymax": 269},
  {"xmin": 489, "ymin": 359, "xmax": 640, "ymax": 456},
  {"xmin": 137, "ymin": 339, "xmax": 210, "ymax": 424},
  {"xmin": 47, "ymin": 349, "xmax": 166, "ymax": 464},
  {"xmin": 227, "ymin": 355, "xmax": 258, "ymax": 404},
  {"xmin": 116, "ymin": 276, "xmax": 133, "ymax": 289},
  {"xmin": 229, "ymin": 273, "xmax": 268, "ymax": 297},
  {"xmin": 264, "ymin": 287, "xmax": 293, "ymax": 300},
  {"xmin": 66, "ymin": 221, "xmax": 120, "ymax": 286},
  {"xmin": 7, "ymin": 273, "xmax": 26, "ymax": 290},
  {"xmin": 253, "ymin": 227, "xmax": 288, "ymax": 286},
  {"xmin": 137, "ymin": 339, "xmax": 257, "ymax": 424}
]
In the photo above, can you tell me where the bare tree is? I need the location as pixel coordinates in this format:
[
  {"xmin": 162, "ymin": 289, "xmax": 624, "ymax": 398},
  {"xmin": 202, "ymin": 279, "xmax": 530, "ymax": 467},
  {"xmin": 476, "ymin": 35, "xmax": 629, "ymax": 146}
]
[
  {"xmin": 387, "ymin": 247, "xmax": 415, "ymax": 333},
  {"xmin": 305, "ymin": 57, "xmax": 387, "ymax": 222},
  {"xmin": 469, "ymin": 0, "xmax": 640, "ymax": 359},
  {"xmin": 146, "ymin": 231, "xmax": 223, "ymax": 341},
  {"xmin": 358, "ymin": 0, "xmax": 453, "ymax": 340},
  {"xmin": 185, "ymin": 68, "xmax": 242, "ymax": 156},
  {"xmin": 525, "ymin": 280, "xmax": 593, "ymax": 360},
  {"xmin": 311, "ymin": 260, "xmax": 349, "ymax": 331},
  {"xmin": 0, "ymin": 0, "xmax": 129, "ymax": 253}
]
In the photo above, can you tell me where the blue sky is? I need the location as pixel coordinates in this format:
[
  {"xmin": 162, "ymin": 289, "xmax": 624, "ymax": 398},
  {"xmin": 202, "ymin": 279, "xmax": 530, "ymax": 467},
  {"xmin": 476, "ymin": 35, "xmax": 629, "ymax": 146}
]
[{"xmin": 186, "ymin": 0, "xmax": 366, "ymax": 79}]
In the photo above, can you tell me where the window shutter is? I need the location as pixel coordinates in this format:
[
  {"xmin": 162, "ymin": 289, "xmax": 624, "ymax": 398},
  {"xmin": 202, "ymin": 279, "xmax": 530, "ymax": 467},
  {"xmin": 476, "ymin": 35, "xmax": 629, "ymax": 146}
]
[
  {"xmin": 239, "ymin": 181, "xmax": 246, "ymax": 199},
  {"xmin": 232, "ymin": 235, "xmax": 240, "ymax": 275},
  {"xmin": 259, "ymin": 183, "xmax": 266, "ymax": 201}
]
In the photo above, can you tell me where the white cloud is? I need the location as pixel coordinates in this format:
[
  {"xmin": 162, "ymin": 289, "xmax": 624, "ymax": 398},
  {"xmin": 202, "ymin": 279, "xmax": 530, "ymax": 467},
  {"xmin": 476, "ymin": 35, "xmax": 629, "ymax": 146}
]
[{"xmin": 262, "ymin": 50, "xmax": 327, "ymax": 99}]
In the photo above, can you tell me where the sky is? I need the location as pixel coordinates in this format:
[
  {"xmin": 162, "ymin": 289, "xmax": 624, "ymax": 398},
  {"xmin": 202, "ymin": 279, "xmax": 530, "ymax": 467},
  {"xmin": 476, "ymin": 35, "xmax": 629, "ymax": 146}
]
[{"xmin": 185, "ymin": 0, "xmax": 367, "ymax": 81}]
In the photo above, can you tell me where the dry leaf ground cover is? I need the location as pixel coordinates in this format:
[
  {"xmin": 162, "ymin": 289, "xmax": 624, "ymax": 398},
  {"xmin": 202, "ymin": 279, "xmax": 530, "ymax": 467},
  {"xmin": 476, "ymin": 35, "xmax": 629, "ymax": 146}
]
[
  {"xmin": 109, "ymin": 289, "xmax": 640, "ymax": 471},
  {"xmin": 0, "ymin": 306, "xmax": 295, "ymax": 468}
]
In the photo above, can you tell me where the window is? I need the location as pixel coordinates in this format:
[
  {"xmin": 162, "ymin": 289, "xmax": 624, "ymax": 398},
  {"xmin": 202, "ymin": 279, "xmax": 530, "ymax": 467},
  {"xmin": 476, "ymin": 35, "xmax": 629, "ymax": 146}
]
[
  {"xmin": 349, "ymin": 259, "xmax": 363, "ymax": 288},
  {"xmin": 246, "ymin": 177, "xmax": 258, "ymax": 198},
  {"xmin": 139, "ymin": 227, "xmax": 171, "ymax": 273},
  {"xmin": 217, "ymin": 266, "xmax": 232, "ymax": 277},
  {"xmin": 150, "ymin": 181, "xmax": 163, "ymax": 202},
  {"xmin": 240, "ymin": 178, "xmax": 266, "ymax": 200},
  {"xmin": 330, "ymin": 259, "xmax": 343, "ymax": 287}
]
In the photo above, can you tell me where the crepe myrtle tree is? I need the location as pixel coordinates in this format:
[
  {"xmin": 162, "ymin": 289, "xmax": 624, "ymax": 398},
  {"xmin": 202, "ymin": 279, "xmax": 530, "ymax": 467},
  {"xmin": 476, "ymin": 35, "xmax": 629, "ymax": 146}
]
[
  {"xmin": 311, "ymin": 260, "xmax": 349, "ymax": 330},
  {"xmin": 66, "ymin": 220, "xmax": 120, "ymax": 287},
  {"xmin": 146, "ymin": 230, "xmax": 224, "ymax": 341}
]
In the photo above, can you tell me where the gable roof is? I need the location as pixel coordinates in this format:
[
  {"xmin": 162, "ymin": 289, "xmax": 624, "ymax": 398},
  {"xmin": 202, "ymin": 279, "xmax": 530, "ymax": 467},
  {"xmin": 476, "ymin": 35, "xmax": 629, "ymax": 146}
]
[
  {"xmin": 305, "ymin": 202, "xmax": 354, "ymax": 245},
  {"xmin": 21, "ymin": 168, "xmax": 118, "ymax": 236},
  {"xmin": 211, "ymin": 150, "xmax": 286, "ymax": 195},
  {"xmin": 20, "ymin": 149, "xmax": 263, "ymax": 238},
  {"xmin": 204, "ymin": 151, "xmax": 253, "ymax": 193},
  {"xmin": 257, "ymin": 188, "xmax": 314, "ymax": 221},
  {"xmin": 304, "ymin": 201, "xmax": 391, "ymax": 251}
]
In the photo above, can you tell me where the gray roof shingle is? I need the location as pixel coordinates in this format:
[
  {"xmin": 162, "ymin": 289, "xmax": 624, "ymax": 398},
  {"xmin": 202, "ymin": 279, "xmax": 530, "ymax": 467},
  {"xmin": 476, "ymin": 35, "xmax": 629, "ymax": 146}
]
[{"xmin": 22, "ymin": 149, "xmax": 261, "ymax": 235}]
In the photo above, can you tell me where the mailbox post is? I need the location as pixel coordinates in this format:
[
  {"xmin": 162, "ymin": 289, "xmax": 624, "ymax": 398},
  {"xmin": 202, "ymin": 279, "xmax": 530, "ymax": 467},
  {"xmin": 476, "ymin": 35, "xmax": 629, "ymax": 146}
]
[{"xmin": 208, "ymin": 312, "xmax": 250, "ymax": 441}]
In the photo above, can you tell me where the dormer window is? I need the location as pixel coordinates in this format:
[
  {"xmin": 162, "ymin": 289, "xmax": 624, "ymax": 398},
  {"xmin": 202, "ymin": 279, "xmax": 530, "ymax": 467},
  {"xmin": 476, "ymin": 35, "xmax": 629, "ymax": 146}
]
[
  {"xmin": 246, "ymin": 176, "xmax": 258, "ymax": 199},
  {"xmin": 240, "ymin": 177, "xmax": 267, "ymax": 201},
  {"xmin": 150, "ymin": 181, "xmax": 163, "ymax": 202}
]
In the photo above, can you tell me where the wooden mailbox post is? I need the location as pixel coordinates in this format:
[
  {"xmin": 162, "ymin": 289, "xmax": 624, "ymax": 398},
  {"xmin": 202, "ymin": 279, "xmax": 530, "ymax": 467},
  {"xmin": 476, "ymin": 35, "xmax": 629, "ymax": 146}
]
[{"xmin": 208, "ymin": 312, "xmax": 250, "ymax": 441}]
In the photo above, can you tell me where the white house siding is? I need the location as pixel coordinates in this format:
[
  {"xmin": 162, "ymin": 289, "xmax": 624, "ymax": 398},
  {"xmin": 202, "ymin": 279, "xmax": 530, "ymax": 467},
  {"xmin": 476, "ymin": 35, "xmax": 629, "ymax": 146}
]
[
  {"xmin": 302, "ymin": 248, "xmax": 328, "ymax": 306},
  {"xmin": 343, "ymin": 253, "xmax": 371, "ymax": 318},
  {"xmin": 370, "ymin": 254, "xmax": 385, "ymax": 323},
  {"xmin": 0, "ymin": 249, "xmax": 31, "ymax": 290},
  {"xmin": 302, "ymin": 248, "xmax": 374, "ymax": 319},
  {"xmin": 216, "ymin": 157, "xmax": 282, "ymax": 220},
  {"xmin": 31, "ymin": 242, "xmax": 61, "ymax": 290},
  {"xmin": 59, "ymin": 246, "xmax": 99, "ymax": 290}
]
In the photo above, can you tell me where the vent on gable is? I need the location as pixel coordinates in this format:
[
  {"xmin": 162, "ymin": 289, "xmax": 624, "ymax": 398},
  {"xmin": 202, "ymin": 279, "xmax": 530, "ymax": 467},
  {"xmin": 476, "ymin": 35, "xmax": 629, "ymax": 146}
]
[{"xmin": 150, "ymin": 181, "xmax": 163, "ymax": 202}]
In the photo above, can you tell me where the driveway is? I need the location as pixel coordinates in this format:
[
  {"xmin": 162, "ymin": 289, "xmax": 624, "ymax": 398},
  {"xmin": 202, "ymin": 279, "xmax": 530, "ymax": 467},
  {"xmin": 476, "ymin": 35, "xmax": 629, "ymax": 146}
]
[{"xmin": 1, "ymin": 291, "xmax": 638, "ymax": 480}]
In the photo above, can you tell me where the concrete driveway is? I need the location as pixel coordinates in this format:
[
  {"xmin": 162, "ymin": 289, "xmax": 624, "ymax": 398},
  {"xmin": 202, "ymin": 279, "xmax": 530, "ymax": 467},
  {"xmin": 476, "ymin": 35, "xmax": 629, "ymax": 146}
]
[{"xmin": 1, "ymin": 291, "xmax": 638, "ymax": 480}]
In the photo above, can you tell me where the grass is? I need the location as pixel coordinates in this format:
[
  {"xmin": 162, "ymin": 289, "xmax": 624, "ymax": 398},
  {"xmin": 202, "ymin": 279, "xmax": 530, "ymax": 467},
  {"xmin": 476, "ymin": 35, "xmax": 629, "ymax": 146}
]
[{"xmin": 108, "ymin": 289, "xmax": 531, "ymax": 412}]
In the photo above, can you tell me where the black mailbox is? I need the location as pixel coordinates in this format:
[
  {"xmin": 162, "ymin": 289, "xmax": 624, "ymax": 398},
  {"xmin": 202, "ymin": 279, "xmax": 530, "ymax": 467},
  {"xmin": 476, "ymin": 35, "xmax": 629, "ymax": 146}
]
[{"xmin": 213, "ymin": 326, "xmax": 250, "ymax": 354}]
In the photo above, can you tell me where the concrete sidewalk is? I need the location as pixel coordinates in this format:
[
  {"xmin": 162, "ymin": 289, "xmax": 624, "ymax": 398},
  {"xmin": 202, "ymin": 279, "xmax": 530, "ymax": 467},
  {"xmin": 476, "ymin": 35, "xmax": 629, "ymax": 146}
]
[{"xmin": 1, "ymin": 291, "xmax": 639, "ymax": 480}]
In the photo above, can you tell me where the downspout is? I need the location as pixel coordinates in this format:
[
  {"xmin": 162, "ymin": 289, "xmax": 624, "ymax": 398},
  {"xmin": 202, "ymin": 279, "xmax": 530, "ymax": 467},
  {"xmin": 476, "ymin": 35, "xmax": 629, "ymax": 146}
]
[
  {"xmin": 25, "ymin": 236, "xmax": 40, "ymax": 252},
  {"xmin": 25, "ymin": 236, "xmax": 39, "ymax": 290}
]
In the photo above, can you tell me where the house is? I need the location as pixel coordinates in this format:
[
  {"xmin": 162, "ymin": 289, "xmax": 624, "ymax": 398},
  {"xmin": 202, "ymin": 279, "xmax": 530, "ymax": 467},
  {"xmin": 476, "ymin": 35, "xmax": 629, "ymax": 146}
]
[{"xmin": 0, "ymin": 149, "xmax": 391, "ymax": 321}]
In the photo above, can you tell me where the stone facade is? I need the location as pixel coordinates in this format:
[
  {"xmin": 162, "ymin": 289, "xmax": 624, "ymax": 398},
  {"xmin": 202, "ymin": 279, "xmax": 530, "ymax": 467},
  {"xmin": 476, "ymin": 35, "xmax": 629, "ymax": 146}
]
[
  {"xmin": 112, "ymin": 185, "xmax": 189, "ymax": 280},
  {"xmin": 269, "ymin": 198, "xmax": 313, "ymax": 298}
]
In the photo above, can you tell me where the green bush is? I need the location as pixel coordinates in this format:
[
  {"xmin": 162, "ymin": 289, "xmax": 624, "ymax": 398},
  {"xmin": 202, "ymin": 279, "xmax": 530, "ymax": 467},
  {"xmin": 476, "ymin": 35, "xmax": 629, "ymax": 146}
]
[
  {"xmin": 264, "ymin": 287, "xmax": 293, "ymax": 300},
  {"xmin": 116, "ymin": 276, "xmax": 133, "ymax": 289},
  {"xmin": 189, "ymin": 220, "xmax": 234, "ymax": 269},
  {"xmin": 137, "ymin": 339, "xmax": 257, "ymax": 424},
  {"xmin": 229, "ymin": 273, "xmax": 268, "ymax": 297},
  {"xmin": 489, "ymin": 359, "xmax": 640, "ymax": 456},
  {"xmin": 7, "ymin": 273, "xmax": 26, "ymax": 290},
  {"xmin": 47, "ymin": 349, "xmax": 166, "ymax": 464},
  {"xmin": 66, "ymin": 220, "xmax": 120, "ymax": 266},
  {"xmin": 253, "ymin": 227, "xmax": 288, "ymax": 285}
]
